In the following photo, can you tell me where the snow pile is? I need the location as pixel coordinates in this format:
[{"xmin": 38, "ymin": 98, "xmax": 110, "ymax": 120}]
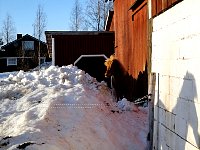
[
  {"xmin": 117, "ymin": 98, "xmax": 140, "ymax": 112},
  {"xmin": 0, "ymin": 65, "xmax": 148, "ymax": 150}
]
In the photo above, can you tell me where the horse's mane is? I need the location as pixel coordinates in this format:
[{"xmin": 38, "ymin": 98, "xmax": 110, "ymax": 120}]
[
  {"xmin": 104, "ymin": 54, "xmax": 115, "ymax": 68},
  {"xmin": 105, "ymin": 55, "xmax": 127, "ymax": 77}
]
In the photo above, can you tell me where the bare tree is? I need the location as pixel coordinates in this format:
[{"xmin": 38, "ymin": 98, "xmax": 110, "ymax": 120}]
[
  {"xmin": 70, "ymin": 0, "xmax": 85, "ymax": 31},
  {"xmin": 1, "ymin": 13, "xmax": 16, "ymax": 44},
  {"xmin": 85, "ymin": 0, "xmax": 113, "ymax": 31},
  {"xmin": 33, "ymin": 4, "xmax": 47, "ymax": 40},
  {"xmin": 33, "ymin": 4, "xmax": 47, "ymax": 67},
  {"xmin": 0, "ymin": 38, "xmax": 3, "ymax": 46}
]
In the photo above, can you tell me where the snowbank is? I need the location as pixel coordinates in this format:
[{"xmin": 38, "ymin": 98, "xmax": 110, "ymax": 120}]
[{"xmin": 0, "ymin": 65, "xmax": 148, "ymax": 150}]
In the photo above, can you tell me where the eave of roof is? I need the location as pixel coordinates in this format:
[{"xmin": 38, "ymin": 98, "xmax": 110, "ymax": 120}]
[
  {"xmin": 1, "ymin": 34, "xmax": 46, "ymax": 49},
  {"xmin": 45, "ymin": 31, "xmax": 114, "ymax": 36}
]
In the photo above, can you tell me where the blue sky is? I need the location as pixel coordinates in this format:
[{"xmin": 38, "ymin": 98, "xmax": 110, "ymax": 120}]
[{"xmin": 0, "ymin": 0, "xmax": 86, "ymax": 38}]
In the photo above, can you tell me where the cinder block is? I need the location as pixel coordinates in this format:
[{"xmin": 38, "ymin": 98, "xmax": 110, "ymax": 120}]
[
  {"xmin": 154, "ymin": 89, "xmax": 159, "ymax": 105},
  {"xmin": 179, "ymin": 78, "xmax": 194, "ymax": 101},
  {"xmin": 153, "ymin": 119, "xmax": 159, "ymax": 149},
  {"xmin": 175, "ymin": 135, "xmax": 187, "ymax": 150},
  {"xmin": 187, "ymin": 59, "xmax": 200, "ymax": 80},
  {"xmin": 169, "ymin": 60, "xmax": 181, "ymax": 78},
  {"xmin": 154, "ymin": 106, "xmax": 159, "ymax": 121},
  {"xmin": 159, "ymin": 75, "xmax": 170, "ymax": 96},
  {"xmin": 185, "ymin": 141, "xmax": 200, "ymax": 150},
  {"xmin": 151, "ymin": 60, "xmax": 160, "ymax": 73},
  {"xmin": 159, "ymin": 124, "xmax": 169, "ymax": 150},
  {"xmin": 168, "ymin": 94, "xmax": 178, "ymax": 113},
  {"xmin": 195, "ymin": 102, "xmax": 200, "ymax": 126},
  {"xmin": 174, "ymin": 98, "xmax": 190, "ymax": 119},
  {"xmin": 159, "ymin": 108, "xmax": 166, "ymax": 126},
  {"xmin": 169, "ymin": 77, "xmax": 181, "ymax": 98},
  {"xmin": 186, "ymin": 123, "xmax": 200, "ymax": 149},
  {"xmin": 177, "ymin": 60, "xmax": 190, "ymax": 79},
  {"xmin": 179, "ymin": 37, "xmax": 200, "ymax": 60},
  {"xmin": 185, "ymin": 101, "xmax": 200, "ymax": 148},
  {"xmin": 165, "ymin": 111, "xmax": 176, "ymax": 132},
  {"xmin": 175, "ymin": 115, "xmax": 187, "ymax": 140},
  {"xmin": 165, "ymin": 128, "xmax": 176, "ymax": 150},
  {"xmin": 164, "ymin": 93, "xmax": 171, "ymax": 111}
]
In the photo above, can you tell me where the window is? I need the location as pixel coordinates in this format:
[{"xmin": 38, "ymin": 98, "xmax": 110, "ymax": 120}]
[
  {"xmin": 7, "ymin": 58, "xmax": 17, "ymax": 66},
  {"xmin": 22, "ymin": 41, "xmax": 34, "ymax": 50},
  {"xmin": 152, "ymin": 0, "xmax": 183, "ymax": 18},
  {"xmin": 40, "ymin": 58, "xmax": 46, "ymax": 64}
]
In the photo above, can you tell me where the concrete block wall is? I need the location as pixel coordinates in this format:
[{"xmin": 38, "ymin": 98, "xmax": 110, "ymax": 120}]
[{"xmin": 151, "ymin": 0, "xmax": 200, "ymax": 149}]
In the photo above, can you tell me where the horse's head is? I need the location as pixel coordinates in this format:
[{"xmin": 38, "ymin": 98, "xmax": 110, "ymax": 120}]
[
  {"xmin": 104, "ymin": 55, "xmax": 116, "ymax": 78},
  {"xmin": 104, "ymin": 54, "xmax": 127, "ymax": 78}
]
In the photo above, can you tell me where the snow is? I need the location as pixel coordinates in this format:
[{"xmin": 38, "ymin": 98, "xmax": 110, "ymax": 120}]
[
  {"xmin": 0, "ymin": 64, "xmax": 148, "ymax": 150},
  {"xmin": 0, "ymin": 72, "xmax": 16, "ymax": 80},
  {"xmin": 117, "ymin": 98, "xmax": 140, "ymax": 112}
]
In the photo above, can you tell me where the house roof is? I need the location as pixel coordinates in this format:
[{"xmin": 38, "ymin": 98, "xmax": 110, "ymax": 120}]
[{"xmin": 1, "ymin": 34, "xmax": 46, "ymax": 49}]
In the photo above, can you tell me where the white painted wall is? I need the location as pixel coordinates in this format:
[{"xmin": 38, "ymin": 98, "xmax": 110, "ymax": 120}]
[{"xmin": 151, "ymin": 0, "xmax": 200, "ymax": 149}]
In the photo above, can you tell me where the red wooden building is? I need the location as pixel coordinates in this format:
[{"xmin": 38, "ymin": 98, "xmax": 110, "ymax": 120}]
[
  {"xmin": 45, "ymin": 31, "xmax": 114, "ymax": 82},
  {"xmin": 106, "ymin": 0, "xmax": 149, "ymax": 100}
]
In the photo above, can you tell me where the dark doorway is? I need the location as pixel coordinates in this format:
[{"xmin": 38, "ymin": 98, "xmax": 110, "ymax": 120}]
[{"xmin": 75, "ymin": 56, "xmax": 108, "ymax": 83}]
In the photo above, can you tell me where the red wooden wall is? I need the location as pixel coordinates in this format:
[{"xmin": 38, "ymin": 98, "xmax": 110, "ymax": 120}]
[
  {"xmin": 113, "ymin": 0, "xmax": 148, "ymax": 79},
  {"xmin": 52, "ymin": 33, "xmax": 114, "ymax": 66},
  {"xmin": 152, "ymin": 0, "xmax": 183, "ymax": 17},
  {"xmin": 110, "ymin": 0, "xmax": 149, "ymax": 100}
]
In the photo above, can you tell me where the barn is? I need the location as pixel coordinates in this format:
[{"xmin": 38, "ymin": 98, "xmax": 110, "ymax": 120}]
[
  {"xmin": 105, "ymin": 0, "xmax": 149, "ymax": 102},
  {"xmin": 106, "ymin": 0, "xmax": 200, "ymax": 150},
  {"xmin": 45, "ymin": 31, "xmax": 114, "ymax": 82}
]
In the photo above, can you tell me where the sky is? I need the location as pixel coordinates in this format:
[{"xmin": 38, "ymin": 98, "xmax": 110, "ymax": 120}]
[{"xmin": 0, "ymin": 0, "xmax": 86, "ymax": 40}]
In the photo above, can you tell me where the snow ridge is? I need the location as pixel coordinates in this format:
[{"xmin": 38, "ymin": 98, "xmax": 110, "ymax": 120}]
[{"xmin": 0, "ymin": 65, "xmax": 148, "ymax": 150}]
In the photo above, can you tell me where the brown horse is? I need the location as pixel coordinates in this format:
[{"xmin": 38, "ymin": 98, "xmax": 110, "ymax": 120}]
[{"xmin": 104, "ymin": 55, "xmax": 132, "ymax": 101}]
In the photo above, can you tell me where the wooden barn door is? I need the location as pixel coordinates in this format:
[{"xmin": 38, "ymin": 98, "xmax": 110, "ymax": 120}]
[{"xmin": 129, "ymin": 0, "xmax": 148, "ymax": 100}]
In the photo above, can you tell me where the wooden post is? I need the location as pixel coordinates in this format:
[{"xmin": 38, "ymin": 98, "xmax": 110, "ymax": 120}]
[
  {"xmin": 38, "ymin": 41, "xmax": 41, "ymax": 69},
  {"xmin": 148, "ymin": 72, "xmax": 156, "ymax": 150}
]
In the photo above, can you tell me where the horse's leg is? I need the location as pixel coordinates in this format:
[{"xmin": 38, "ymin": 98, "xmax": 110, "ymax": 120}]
[{"xmin": 111, "ymin": 76, "xmax": 119, "ymax": 102}]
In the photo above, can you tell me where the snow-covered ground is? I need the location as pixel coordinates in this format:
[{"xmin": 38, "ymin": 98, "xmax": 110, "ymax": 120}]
[{"xmin": 0, "ymin": 65, "xmax": 148, "ymax": 150}]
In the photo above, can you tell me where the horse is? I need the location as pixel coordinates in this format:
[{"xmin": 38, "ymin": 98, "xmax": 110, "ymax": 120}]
[{"xmin": 104, "ymin": 55, "xmax": 132, "ymax": 101}]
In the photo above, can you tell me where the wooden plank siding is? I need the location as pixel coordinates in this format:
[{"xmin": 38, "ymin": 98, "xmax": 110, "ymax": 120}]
[
  {"xmin": 52, "ymin": 34, "xmax": 114, "ymax": 66},
  {"xmin": 130, "ymin": 1, "xmax": 148, "ymax": 78},
  {"xmin": 113, "ymin": 0, "xmax": 148, "ymax": 78},
  {"xmin": 151, "ymin": 0, "xmax": 183, "ymax": 17},
  {"xmin": 110, "ymin": 0, "xmax": 148, "ymax": 100}
]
